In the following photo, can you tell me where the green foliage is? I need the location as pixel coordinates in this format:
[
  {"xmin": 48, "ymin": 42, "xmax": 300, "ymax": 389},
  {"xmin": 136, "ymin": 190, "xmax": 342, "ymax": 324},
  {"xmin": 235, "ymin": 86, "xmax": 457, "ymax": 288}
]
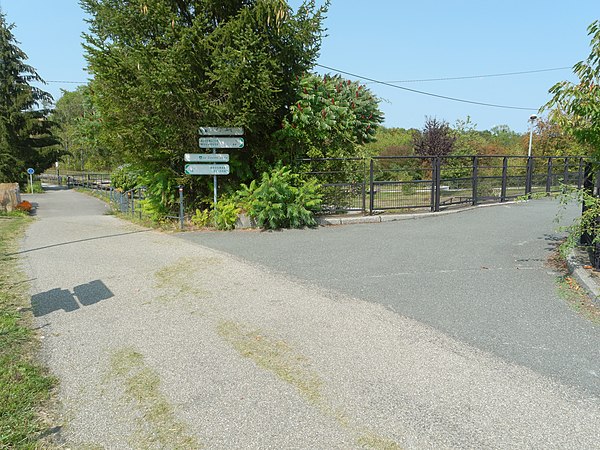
[
  {"xmin": 191, "ymin": 198, "xmax": 240, "ymax": 231},
  {"xmin": 530, "ymin": 117, "xmax": 588, "ymax": 157},
  {"xmin": 138, "ymin": 169, "xmax": 179, "ymax": 222},
  {"xmin": 277, "ymin": 73, "xmax": 384, "ymax": 160},
  {"xmin": 214, "ymin": 197, "xmax": 241, "ymax": 231},
  {"xmin": 51, "ymin": 86, "xmax": 109, "ymax": 171},
  {"xmin": 237, "ymin": 165, "xmax": 322, "ymax": 229},
  {"xmin": 545, "ymin": 20, "xmax": 600, "ymax": 155},
  {"xmin": 363, "ymin": 127, "xmax": 415, "ymax": 157},
  {"xmin": 81, "ymin": 0, "xmax": 329, "ymax": 198},
  {"xmin": 0, "ymin": 12, "xmax": 59, "ymax": 183},
  {"xmin": 191, "ymin": 208, "xmax": 212, "ymax": 228},
  {"xmin": 557, "ymin": 187, "xmax": 600, "ymax": 256},
  {"xmin": 111, "ymin": 164, "xmax": 143, "ymax": 191}
]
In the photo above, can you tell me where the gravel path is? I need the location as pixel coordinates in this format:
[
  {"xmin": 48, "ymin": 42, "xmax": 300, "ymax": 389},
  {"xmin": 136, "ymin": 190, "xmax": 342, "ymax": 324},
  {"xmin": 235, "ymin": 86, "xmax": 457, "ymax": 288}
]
[{"xmin": 20, "ymin": 190, "xmax": 600, "ymax": 449}]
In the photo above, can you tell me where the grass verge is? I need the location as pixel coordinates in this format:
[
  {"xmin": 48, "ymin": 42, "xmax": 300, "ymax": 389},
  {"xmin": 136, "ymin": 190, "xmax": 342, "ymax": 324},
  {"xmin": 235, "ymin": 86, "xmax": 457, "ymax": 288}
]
[
  {"xmin": 546, "ymin": 243, "xmax": 600, "ymax": 324},
  {"xmin": 0, "ymin": 215, "xmax": 56, "ymax": 447}
]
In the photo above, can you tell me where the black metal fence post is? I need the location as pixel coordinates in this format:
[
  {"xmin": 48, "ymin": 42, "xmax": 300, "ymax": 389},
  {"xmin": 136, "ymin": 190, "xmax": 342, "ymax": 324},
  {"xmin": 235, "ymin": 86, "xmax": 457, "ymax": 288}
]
[
  {"xmin": 362, "ymin": 159, "xmax": 367, "ymax": 214},
  {"xmin": 577, "ymin": 157, "xmax": 585, "ymax": 189},
  {"xmin": 433, "ymin": 157, "xmax": 441, "ymax": 212},
  {"xmin": 369, "ymin": 159, "xmax": 374, "ymax": 215},
  {"xmin": 501, "ymin": 157, "xmax": 508, "ymax": 202},
  {"xmin": 525, "ymin": 157, "xmax": 533, "ymax": 196},
  {"xmin": 546, "ymin": 157, "xmax": 553, "ymax": 194},
  {"xmin": 472, "ymin": 156, "xmax": 479, "ymax": 205}
]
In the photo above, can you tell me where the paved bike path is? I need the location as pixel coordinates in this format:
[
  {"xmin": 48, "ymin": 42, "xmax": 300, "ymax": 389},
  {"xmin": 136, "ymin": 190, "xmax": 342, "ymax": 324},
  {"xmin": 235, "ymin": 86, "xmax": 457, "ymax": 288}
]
[
  {"xmin": 179, "ymin": 199, "xmax": 600, "ymax": 397},
  {"xmin": 20, "ymin": 190, "xmax": 600, "ymax": 448}
]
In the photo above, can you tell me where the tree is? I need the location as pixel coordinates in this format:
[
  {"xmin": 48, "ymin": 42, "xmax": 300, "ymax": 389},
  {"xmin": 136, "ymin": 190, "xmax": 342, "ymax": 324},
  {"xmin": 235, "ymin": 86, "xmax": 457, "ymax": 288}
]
[
  {"xmin": 413, "ymin": 117, "xmax": 456, "ymax": 157},
  {"xmin": 81, "ymin": 0, "xmax": 329, "ymax": 200},
  {"xmin": 545, "ymin": 20, "xmax": 600, "ymax": 154},
  {"xmin": 51, "ymin": 86, "xmax": 109, "ymax": 171},
  {"xmin": 524, "ymin": 117, "xmax": 587, "ymax": 157},
  {"xmin": 277, "ymin": 73, "xmax": 384, "ymax": 160},
  {"xmin": 0, "ymin": 12, "xmax": 58, "ymax": 183}
]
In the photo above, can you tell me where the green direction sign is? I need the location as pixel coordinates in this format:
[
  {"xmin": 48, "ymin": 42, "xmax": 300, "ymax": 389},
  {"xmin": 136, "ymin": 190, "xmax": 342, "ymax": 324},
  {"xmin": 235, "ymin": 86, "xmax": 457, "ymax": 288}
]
[
  {"xmin": 199, "ymin": 127, "xmax": 244, "ymax": 136},
  {"xmin": 199, "ymin": 137, "xmax": 244, "ymax": 149},
  {"xmin": 185, "ymin": 164, "xmax": 230, "ymax": 176},
  {"xmin": 184, "ymin": 153, "xmax": 229, "ymax": 162}
]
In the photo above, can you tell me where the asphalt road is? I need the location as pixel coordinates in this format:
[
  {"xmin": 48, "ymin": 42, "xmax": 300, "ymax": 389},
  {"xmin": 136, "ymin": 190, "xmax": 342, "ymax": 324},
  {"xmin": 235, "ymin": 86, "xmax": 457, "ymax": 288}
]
[
  {"xmin": 20, "ymin": 191, "xmax": 600, "ymax": 448},
  {"xmin": 179, "ymin": 199, "xmax": 600, "ymax": 397}
]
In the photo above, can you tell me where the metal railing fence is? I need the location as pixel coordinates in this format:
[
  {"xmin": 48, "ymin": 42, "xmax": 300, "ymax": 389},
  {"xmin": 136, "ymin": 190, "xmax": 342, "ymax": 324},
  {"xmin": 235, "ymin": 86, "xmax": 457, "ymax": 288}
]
[{"xmin": 300, "ymin": 155, "xmax": 588, "ymax": 214}]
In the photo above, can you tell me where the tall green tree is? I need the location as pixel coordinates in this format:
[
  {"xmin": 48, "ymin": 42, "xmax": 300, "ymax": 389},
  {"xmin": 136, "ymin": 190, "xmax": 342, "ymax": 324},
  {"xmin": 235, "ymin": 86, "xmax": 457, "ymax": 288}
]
[
  {"xmin": 545, "ymin": 20, "xmax": 600, "ymax": 155},
  {"xmin": 81, "ymin": 0, "xmax": 328, "ymax": 196},
  {"xmin": 0, "ymin": 12, "xmax": 57, "ymax": 183}
]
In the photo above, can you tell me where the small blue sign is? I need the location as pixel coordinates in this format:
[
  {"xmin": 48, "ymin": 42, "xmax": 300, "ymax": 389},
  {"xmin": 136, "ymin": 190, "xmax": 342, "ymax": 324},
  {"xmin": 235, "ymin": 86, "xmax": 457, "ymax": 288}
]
[{"xmin": 27, "ymin": 168, "xmax": 35, "ymax": 175}]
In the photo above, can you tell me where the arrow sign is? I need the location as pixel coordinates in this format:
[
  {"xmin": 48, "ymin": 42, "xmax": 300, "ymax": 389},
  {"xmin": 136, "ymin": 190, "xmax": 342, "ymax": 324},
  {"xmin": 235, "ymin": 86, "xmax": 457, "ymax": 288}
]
[
  {"xmin": 27, "ymin": 168, "xmax": 35, "ymax": 175},
  {"xmin": 185, "ymin": 164, "xmax": 230, "ymax": 175},
  {"xmin": 199, "ymin": 127, "xmax": 244, "ymax": 136},
  {"xmin": 185, "ymin": 153, "xmax": 230, "ymax": 162},
  {"xmin": 199, "ymin": 137, "xmax": 244, "ymax": 149}
]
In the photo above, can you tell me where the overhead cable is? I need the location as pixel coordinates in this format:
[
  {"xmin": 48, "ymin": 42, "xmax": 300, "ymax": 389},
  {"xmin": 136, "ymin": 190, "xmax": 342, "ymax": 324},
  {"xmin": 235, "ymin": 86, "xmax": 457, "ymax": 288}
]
[
  {"xmin": 316, "ymin": 63, "xmax": 539, "ymax": 111},
  {"xmin": 382, "ymin": 66, "xmax": 571, "ymax": 83}
]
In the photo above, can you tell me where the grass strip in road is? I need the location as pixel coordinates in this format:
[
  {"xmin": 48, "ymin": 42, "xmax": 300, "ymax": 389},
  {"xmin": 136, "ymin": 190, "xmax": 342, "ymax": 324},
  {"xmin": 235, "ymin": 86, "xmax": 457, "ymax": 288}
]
[
  {"xmin": 0, "ymin": 215, "xmax": 56, "ymax": 448},
  {"xmin": 218, "ymin": 321, "xmax": 323, "ymax": 404},
  {"xmin": 108, "ymin": 347, "xmax": 201, "ymax": 449},
  {"xmin": 218, "ymin": 320, "xmax": 403, "ymax": 449}
]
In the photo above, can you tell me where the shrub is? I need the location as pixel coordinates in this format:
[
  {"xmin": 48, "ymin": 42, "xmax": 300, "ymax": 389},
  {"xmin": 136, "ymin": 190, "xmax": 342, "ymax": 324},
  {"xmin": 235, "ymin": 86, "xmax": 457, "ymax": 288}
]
[
  {"xmin": 191, "ymin": 208, "xmax": 212, "ymax": 228},
  {"xmin": 558, "ymin": 187, "xmax": 600, "ymax": 257},
  {"xmin": 190, "ymin": 198, "xmax": 240, "ymax": 231},
  {"xmin": 237, "ymin": 165, "xmax": 322, "ymax": 229},
  {"xmin": 138, "ymin": 169, "xmax": 178, "ymax": 222},
  {"xmin": 111, "ymin": 164, "xmax": 142, "ymax": 192},
  {"xmin": 214, "ymin": 198, "xmax": 241, "ymax": 231}
]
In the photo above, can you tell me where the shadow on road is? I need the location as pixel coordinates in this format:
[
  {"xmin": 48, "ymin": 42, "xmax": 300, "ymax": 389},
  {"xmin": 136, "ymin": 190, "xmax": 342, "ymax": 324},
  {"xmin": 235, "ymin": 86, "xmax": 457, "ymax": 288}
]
[
  {"xmin": 30, "ymin": 279, "xmax": 114, "ymax": 317},
  {"xmin": 8, "ymin": 229, "xmax": 150, "ymax": 256}
]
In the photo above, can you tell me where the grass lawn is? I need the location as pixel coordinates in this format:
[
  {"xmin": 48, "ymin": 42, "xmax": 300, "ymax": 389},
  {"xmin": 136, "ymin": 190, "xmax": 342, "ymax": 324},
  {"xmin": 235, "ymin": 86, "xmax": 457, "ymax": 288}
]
[{"xmin": 0, "ymin": 214, "xmax": 56, "ymax": 448}]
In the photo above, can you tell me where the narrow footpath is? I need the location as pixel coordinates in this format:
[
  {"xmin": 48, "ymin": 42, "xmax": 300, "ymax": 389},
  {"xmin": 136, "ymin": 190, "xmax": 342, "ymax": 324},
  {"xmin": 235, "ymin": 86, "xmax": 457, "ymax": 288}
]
[{"xmin": 20, "ymin": 189, "xmax": 600, "ymax": 449}]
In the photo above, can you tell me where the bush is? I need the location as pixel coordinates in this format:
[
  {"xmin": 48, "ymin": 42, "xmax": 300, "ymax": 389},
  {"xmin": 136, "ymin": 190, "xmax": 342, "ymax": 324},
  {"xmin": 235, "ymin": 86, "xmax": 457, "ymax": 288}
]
[
  {"xmin": 191, "ymin": 208, "xmax": 212, "ymax": 228},
  {"xmin": 236, "ymin": 165, "xmax": 322, "ymax": 229},
  {"xmin": 558, "ymin": 187, "xmax": 600, "ymax": 256},
  {"xmin": 190, "ymin": 197, "xmax": 240, "ymax": 231},
  {"xmin": 138, "ymin": 169, "xmax": 179, "ymax": 222},
  {"xmin": 111, "ymin": 164, "xmax": 142, "ymax": 192}
]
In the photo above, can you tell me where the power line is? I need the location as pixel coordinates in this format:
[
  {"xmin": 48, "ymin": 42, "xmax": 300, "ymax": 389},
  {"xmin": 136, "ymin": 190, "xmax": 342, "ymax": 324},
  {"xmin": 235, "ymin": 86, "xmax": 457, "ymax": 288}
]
[
  {"xmin": 315, "ymin": 63, "xmax": 539, "ymax": 111},
  {"xmin": 380, "ymin": 66, "xmax": 572, "ymax": 83},
  {"xmin": 46, "ymin": 80, "xmax": 87, "ymax": 84}
]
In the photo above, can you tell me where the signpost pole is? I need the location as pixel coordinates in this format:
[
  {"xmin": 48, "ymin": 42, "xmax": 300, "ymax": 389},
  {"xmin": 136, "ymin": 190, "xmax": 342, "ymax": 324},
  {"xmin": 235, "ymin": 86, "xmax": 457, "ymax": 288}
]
[
  {"xmin": 29, "ymin": 173, "xmax": 33, "ymax": 194},
  {"xmin": 213, "ymin": 148, "xmax": 217, "ymax": 207},
  {"xmin": 179, "ymin": 185, "xmax": 184, "ymax": 230}
]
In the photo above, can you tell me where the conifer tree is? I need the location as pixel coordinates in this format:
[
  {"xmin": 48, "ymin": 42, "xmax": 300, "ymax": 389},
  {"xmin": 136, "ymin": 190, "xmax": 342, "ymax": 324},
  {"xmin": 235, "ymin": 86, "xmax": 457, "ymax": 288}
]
[{"xmin": 0, "ymin": 12, "xmax": 57, "ymax": 182}]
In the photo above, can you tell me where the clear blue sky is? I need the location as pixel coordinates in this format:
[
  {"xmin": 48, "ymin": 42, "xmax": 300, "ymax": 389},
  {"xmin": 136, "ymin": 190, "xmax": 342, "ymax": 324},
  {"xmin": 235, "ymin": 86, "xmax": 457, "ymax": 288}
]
[{"xmin": 1, "ymin": 0, "xmax": 597, "ymax": 132}]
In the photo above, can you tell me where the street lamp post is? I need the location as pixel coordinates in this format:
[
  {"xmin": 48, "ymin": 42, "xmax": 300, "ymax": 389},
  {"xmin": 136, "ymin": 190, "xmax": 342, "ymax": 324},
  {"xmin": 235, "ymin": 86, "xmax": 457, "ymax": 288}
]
[{"xmin": 527, "ymin": 114, "xmax": 538, "ymax": 157}]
